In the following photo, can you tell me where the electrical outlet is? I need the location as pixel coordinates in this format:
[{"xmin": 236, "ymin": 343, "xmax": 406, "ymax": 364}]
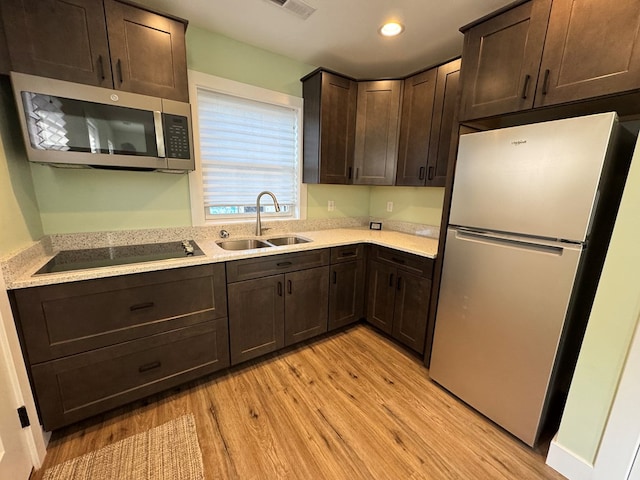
[
  {"xmin": 328, "ymin": 200, "xmax": 335, "ymax": 212},
  {"xmin": 386, "ymin": 201, "xmax": 393, "ymax": 212}
]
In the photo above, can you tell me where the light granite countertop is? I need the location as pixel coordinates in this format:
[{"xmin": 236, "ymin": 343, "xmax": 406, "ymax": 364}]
[{"xmin": 4, "ymin": 227, "xmax": 439, "ymax": 290}]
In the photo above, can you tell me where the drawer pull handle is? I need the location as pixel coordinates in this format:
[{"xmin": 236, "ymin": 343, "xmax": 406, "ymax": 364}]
[
  {"xmin": 130, "ymin": 302, "xmax": 154, "ymax": 312},
  {"xmin": 340, "ymin": 251, "xmax": 356, "ymax": 257},
  {"xmin": 277, "ymin": 261, "xmax": 293, "ymax": 267},
  {"xmin": 391, "ymin": 257, "xmax": 406, "ymax": 265},
  {"xmin": 138, "ymin": 361, "xmax": 161, "ymax": 373}
]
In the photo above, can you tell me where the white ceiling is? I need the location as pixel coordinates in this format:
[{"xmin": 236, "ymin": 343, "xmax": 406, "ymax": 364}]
[{"xmin": 136, "ymin": 0, "xmax": 515, "ymax": 78}]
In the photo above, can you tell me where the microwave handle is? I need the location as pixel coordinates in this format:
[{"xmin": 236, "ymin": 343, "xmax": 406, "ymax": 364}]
[{"xmin": 153, "ymin": 111, "xmax": 166, "ymax": 158}]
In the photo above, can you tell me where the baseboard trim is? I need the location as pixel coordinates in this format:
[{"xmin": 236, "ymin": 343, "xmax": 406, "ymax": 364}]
[{"xmin": 546, "ymin": 435, "xmax": 594, "ymax": 480}]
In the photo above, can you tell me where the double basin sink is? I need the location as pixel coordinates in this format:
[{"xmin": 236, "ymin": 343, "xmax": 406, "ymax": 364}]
[{"xmin": 217, "ymin": 235, "xmax": 311, "ymax": 251}]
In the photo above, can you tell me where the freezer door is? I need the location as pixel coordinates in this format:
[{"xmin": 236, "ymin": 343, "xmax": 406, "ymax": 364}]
[
  {"xmin": 450, "ymin": 112, "xmax": 617, "ymax": 242},
  {"xmin": 429, "ymin": 227, "xmax": 582, "ymax": 446}
]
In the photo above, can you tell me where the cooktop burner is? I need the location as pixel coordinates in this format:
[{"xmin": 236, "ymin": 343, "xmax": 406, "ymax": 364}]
[{"xmin": 35, "ymin": 240, "xmax": 204, "ymax": 275}]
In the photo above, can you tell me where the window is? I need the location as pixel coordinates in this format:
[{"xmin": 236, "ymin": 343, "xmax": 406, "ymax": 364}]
[{"xmin": 188, "ymin": 71, "xmax": 305, "ymax": 224}]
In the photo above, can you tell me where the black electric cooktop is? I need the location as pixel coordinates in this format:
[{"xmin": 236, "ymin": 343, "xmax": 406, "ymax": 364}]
[{"xmin": 35, "ymin": 240, "xmax": 204, "ymax": 275}]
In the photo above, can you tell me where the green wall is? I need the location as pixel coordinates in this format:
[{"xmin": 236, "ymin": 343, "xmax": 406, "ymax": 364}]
[
  {"xmin": 555, "ymin": 137, "xmax": 640, "ymax": 463},
  {"xmin": 369, "ymin": 186, "xmax": 445, "ymax": 225},
  {"xmin": 0, "ymin": 77, "xmax": 43, "ymax": 256}
]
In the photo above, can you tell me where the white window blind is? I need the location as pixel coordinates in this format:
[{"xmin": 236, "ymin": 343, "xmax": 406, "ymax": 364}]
[{"xmin": 197, "ymin": 88, "xmax": 299, "ymax": 218}]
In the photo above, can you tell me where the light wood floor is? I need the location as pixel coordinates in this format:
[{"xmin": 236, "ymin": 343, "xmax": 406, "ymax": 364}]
[{"xmin": 31, "ymin": 324, "xmax": 565, "ymax": 480}]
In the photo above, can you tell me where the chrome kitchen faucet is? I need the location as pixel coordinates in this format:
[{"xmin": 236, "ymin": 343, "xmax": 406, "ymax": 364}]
[{"xmin": 255, "ymin": 191, "xmax": 281, "ymax": 236}]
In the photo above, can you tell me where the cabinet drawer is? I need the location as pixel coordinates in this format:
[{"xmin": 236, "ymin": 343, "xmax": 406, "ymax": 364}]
[
  {"xmin": 330, "ymin": 244, "xmax": 364, "ymax": 264},
  {"xmin": 226, "ymin": 249, "xmax": 330, "ymax": 282},
  {"xmin": 31, "ymin": 319, "xmax": 229, "ymax": 430},
  {"xmin": 11, "ymin": 264, "xmax": 226, "ymax": 363},
  {"xmin": 371, "ymin": 246, "xmax": 434, "ymax": 278}
]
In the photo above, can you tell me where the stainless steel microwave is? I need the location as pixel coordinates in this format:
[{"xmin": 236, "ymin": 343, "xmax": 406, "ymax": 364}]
[{"xmin": 10, "ymin": 72, "xmax": 194, "ymax": 172}]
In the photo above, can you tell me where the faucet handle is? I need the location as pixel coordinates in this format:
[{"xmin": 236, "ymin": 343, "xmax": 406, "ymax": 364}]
[{"xmin": 219, "ymin": 229, "xmax": 230, "ymax": 238}]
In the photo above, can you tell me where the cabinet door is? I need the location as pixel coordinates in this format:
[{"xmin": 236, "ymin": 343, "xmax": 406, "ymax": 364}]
[
  {"xmin": 353, "ymin": 80, "xmax": 403, "ymax": 185},
  {"xmin": 284, "ymin": 266, "xmax": 329, "ymax": 346},
  {"xmin": 535, "ymin": 0, "xmax": 640, "ymax": 107},
  {"xmin": 228, "ymin": 275, "xmax": 285, "ymax": 365},
  {"xmin": 426, "ymin": 59, "xmax": 461, "ymax": 187},
  {"xmin": 104, "ymin": 0, "xmax": 188, "ymax": 102},
  {"xmin": 365, "ymin": 261, "xmax": 396, "ymax": 334},
  {"xmin": 328, "ymin": 259, "xmax": 365, "ymax": 331},
  {"xmin": 1, "ymin": 0, "xmax": 112, "ymax": 87},
  {"xmin": 392, "ymin": 270, "xmax": 431, "ymax": 354},
  {"xmin": 458, "ymin": 0, "xmax": 552, "ymax": 121},
  {"xmin": 396, "ymin": 68, "xmax": 437, "ymax": 186},
  {"xmin": 302, "ymin": 71, "xmax": 357, "ymax": 184}
]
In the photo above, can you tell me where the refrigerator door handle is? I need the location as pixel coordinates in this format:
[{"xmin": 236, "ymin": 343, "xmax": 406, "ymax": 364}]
[{"xmin": 454, "ymin": 229, "xmax": 567, "ymax": 256}]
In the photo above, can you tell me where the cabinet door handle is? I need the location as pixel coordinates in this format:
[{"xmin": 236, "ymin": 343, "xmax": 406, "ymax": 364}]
[
  {"xmin": 418, "ymin": 166, "xmax": 426, "ymax": 180},
  {"xmin": 277, "ymin": 261, "xmax": 292, "ymax": 267},
  {"xmin": 117, "ymin": 59, "xmax": 124, "ymax": 84},
  {"xmin": 348, "ymin": 167, "xmax": 353, "ymax": 180},
  {"xmin": 397, "ymin": 276, "xmax": 402, "ymax": 291},
  {"xmin": 130, "ymin": 301, "xmax": 154, "ymax": 312},
  {"xmin": 287, "ymin": 279, "xmax": 292, "ymax": 294},
  {"xmin": 388, "ymin": 273, "xmax": 394, "ymax": 287},
  {"xmin": 138, "ymin": 361, "xmax": 161, "ymax": 373},
  {"xmin": 277, "ymin": 281, "xmax": 283, "ymax": 296},
  {"xmin": 333, "ymin": 271, "xmax": 337, "ymax": 284},
  {"xmin": 521, "ymin": 74, "xmax": 531, "ymax": 99},
  {"xmin": 541, "ymin": 69, "xmax": 550, "ymax": 95},
  {"xmin": 355, "ymin": 168, "xmax": 359, "ymax": 180},
  {"xmin": 428, "ymin": 166, "xmax": 434, "ymax": 180},
  {"xmin": 97, "ymin": 55, "xmax": 105, "ymax": 81}
]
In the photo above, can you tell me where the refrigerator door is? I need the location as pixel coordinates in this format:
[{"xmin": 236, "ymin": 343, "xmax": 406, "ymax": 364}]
[
  {"xmin": 429, "ymin": 227, "xmax": 583, "ymax": 446},
  {"xmin": 450, "ymin": 112, "xmax": 617, "ymax": 242}
]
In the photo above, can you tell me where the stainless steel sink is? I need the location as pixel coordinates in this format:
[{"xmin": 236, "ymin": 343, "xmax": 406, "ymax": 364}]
[
  {"xmin": 217, "ymin": 239, "xmax": 273, "ymax": 250},
  {"xmin": 266, "ymin": 236, "xmax": 311, "ymax": 246}
]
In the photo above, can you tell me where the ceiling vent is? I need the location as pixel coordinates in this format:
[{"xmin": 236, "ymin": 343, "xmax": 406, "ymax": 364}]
[{"xmin": 265, "ymin": 0, "xmax": 316, "ymax": 20}]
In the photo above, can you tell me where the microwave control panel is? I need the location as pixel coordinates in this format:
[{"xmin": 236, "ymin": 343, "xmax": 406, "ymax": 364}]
[{"xmin": 163, "ymin": 114, "xmax": 191, "ymax": 159}]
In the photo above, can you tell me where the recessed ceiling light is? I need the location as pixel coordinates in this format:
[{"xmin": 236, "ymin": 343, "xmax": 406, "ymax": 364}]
[{"xmin": 379, "ymin": 22, "xmax": 404, "ymax": 37}]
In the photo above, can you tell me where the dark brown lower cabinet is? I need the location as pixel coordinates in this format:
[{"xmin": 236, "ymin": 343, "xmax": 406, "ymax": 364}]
[
  {"xmin": 328, "ymin": 245, "xmax": 365, "ymax": 330},
  {"xmin": 227, "ymin": 275, "xmax": 285, "ymax": 365},
  {"xmin": 226, "ymin": 250, "xmax": 331, "ymax": 365},
  {"xmin": 366, "ymin": 247, "xmax": 434, "ymax": 354},
  {"xmin": 32, "ymin": 320, "xmax": 228, "ymax": 431},
  {"xmin": 10, "ymin": 264, "xmax": 229, "ymax": 430}
]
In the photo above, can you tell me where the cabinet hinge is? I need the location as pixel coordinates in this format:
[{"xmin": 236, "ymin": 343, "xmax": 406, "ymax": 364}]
[{"xmin": 17, "ymin": 406, "xmax": 30, "ymax": 428}]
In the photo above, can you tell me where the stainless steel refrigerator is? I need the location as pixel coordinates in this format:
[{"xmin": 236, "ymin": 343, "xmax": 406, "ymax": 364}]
[{"xmin": 429, "ymin": 112, "xmax": 635, "ymax": 447}]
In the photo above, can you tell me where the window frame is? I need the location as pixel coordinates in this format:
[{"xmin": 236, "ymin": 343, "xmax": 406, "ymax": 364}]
[{"xmin": 187, "ymin": 70, "xmax": 306, "ymax": 226}]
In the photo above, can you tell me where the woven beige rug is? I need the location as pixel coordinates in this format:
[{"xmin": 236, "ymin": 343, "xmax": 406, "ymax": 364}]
[{"xmin": 42, "ymin": 414, "xmax": 204, "ymax": 480}]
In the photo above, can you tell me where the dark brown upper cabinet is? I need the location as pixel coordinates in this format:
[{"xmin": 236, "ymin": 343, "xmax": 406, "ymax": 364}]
[
  {"xmin": 458, "ymin": 0, "xmax": 552, "ymax": 121},
  {"xmin": 0, "ymin": 0, "xmax": 189, "ymax": 102},
  {"xmin": 353, "ymin": 80, "xmax": 403, "ymax": 185},
  {"xmin": 396, "ymin": 58, "xmax": 461, "ymax": 187},
  {"xmin": 396, "ymin": 68, "xmax": 438, "ymax": 186},
  {"xmin": 104, "ymin": 0, "xmax": 188, "ymax": 102},
  {"xmin": 534, "ymin": 0, "xmax": 640, "ymax": 108},
  {"xmin": 0, "ymin": 0, "xmax": 112, "ymax": 86},
  {"xmin": 301, "ymin": 69, "xmax": 357, "ymax": 184}
]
